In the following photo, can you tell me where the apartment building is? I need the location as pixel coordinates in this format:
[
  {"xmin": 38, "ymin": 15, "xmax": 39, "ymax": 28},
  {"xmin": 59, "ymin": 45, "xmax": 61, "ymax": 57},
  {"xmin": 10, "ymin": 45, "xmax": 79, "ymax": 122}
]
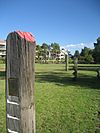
[{"xmin": 0, "ymin": 40, "xmax": 6, "ymax": 57}]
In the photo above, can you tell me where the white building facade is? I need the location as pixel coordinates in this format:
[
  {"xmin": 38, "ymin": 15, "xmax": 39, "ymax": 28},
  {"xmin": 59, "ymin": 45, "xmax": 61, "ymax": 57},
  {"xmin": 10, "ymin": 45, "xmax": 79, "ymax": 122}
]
[{"xmin": 0, "ymin": 40, "xmax": 6, "ymax": 57}]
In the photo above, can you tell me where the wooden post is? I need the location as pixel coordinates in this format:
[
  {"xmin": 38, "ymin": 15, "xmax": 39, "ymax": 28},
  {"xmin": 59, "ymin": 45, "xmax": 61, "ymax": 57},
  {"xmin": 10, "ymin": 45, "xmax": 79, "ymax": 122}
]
[
  {"xmin": 65, "ymin": 54, "xmax": 68, "ymax": 71},
  {"xmin": 6, "ymin": 31, "xmax": 36, "ymax": 133},
  {"xmin": 73, "ymin": 57, "xmax": 78, "ymax": 81},
  {"xmin": 97, "ymin": 70, "xmax": 100, "ymax": 79}
]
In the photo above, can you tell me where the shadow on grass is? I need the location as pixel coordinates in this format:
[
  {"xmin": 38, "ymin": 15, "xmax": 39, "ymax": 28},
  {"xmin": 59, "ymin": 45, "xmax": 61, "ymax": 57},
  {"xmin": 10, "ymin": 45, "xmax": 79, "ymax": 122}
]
[
  {"xmin": 0, "ymin": 71, "xmax": 6, "ymax": 80},
  {"xmin": 1, "ymin": 69, "xmax": 99, "ymax": 89},
  {"xmin": 36, "ymin": 71, "xmax": 100, "ymax": 89}
]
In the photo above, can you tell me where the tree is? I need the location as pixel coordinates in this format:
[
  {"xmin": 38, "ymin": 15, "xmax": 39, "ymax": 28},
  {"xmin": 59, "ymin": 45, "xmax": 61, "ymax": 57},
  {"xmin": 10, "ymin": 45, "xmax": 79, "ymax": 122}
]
[
  {"xmin": 79, "ymin": 47, "xmax": 94, "ymax": 64},
  {"xmin": 93, "ymin": 37, "xmax": 100, "ymax": 63},
  {"xmin": 41, "ymin": 43, "xmax": 49, "ymax": 63},
  {"xmin": 36, "ymin": 45, "xmax": 42, "ymax": 62},
  {"xmin": 80, "ymin": 47, "xmax": 90, "ymax": 57},
  {"xmin": 74, "ymin": 50, "xmax": 80, "ymax": 58},
  {"xmin": 50, "ymin": 43, "xmax": 60, "ymax": 59},
  {"xmin": 85, "ymin": 54, "xmax": 94, "ymax": 64}
]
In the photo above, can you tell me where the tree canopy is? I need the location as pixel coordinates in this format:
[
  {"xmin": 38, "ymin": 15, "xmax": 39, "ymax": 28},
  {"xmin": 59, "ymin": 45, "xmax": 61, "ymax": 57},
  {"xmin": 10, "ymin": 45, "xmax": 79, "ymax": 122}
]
[
  {"xmin": 35, "ymin": 36, "xmax": 100, "ymax": 64},
  {"xmin": 93, "ymin": 37, "xmax": 100, "ymax": 63}
]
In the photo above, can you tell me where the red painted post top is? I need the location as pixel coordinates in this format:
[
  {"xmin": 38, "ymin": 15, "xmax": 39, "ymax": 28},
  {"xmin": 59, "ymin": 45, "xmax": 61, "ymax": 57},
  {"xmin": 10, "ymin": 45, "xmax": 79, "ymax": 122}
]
[{"xmin": 16, "ymin": 31, "xmax": 36, "ymax": 43}]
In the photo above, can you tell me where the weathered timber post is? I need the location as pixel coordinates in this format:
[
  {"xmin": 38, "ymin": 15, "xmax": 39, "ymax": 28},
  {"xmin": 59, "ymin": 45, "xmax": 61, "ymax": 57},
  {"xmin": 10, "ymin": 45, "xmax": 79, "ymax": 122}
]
[
  {"xmin": 61, "ymin": 49, "xmax": 69, "ymax": 71},
  {"xmin": 65, "ymin": 53, "xmax": 68, "ymax": 71},
  {"xmin": 6, "ymin": 31, "xmax": 36, "ymax": 133},
  {"xmin": 97, "ymin": 70, "xmax": 100, "ymax": 79},
  {"xmin": 73, "ymin": 57, "xmax": 78, "ymax": 81}
]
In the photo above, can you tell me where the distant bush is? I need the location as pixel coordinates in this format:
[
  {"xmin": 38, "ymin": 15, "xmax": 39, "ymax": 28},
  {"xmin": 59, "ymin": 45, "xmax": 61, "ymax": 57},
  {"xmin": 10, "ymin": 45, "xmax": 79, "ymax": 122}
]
[
  {"xmin": 68, "ymin": 58, "xmax": 73, "ymax": 64},
  {"xmin": 35, "ymin": 59, "xmax": 66, "ymax": 64},
  {"xmin": 0, "ymin": 57, "xmax": 5, "ymax": 64}
]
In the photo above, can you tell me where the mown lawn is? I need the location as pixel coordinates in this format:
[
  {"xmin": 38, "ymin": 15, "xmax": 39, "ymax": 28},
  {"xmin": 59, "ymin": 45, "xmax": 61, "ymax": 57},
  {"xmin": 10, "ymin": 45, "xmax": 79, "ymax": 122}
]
[{"xmin": 0, "ymin": 63, "xmax": 100, "ymax": 133}]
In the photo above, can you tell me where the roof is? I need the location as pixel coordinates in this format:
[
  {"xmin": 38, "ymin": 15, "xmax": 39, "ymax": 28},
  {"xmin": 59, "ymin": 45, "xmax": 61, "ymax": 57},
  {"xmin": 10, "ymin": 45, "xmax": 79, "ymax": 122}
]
[
  {"xmin": 16, "ymin": 31, "xmax": 36, "ymax": 43},
  {"xmin": 0, "ymin": 40, "xmax": 6, "ymax": 45}
]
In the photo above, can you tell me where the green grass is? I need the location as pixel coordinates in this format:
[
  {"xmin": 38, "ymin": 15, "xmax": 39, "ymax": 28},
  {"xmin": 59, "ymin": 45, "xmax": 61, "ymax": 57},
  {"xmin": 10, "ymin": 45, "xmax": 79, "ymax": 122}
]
[
  {"xmin": 0, "ymin": 80, "xmax": 6, "ymax": 133},
  {"xmin": 0, "ymin": 63, "xmax": 100, "ymax": 133},
  {"xmin": 0, "ymin": 63, "xmax": 5, "ymax": 69}
]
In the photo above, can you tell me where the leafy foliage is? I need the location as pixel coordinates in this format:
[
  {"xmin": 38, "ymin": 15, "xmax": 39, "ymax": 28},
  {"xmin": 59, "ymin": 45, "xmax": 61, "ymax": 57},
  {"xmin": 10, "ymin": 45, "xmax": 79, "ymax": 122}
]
[
  {"xmin": 51, "ymin": 43, "xmax": 60, "ymax": 59},
  {"xmin": 36, "ymin": 42, "xmax": 61, "ymax": 63},
  {"xmin": 74, "ymin": 47, "xmax": 94, "ymax": 64},
  {"xmin": 93, "ymin": 37, "xmax": 100, "ymax": 63},
  {"xmin": 41, "ymin": 43, "xmax": 49, "ymax": 63},
  {"xmin": 74, "ymin": 50, "xmax": 80, "ymax": 58},
  {"xmin": 74, "ymin": 37, "xmax": 100, "ymax": 64}
]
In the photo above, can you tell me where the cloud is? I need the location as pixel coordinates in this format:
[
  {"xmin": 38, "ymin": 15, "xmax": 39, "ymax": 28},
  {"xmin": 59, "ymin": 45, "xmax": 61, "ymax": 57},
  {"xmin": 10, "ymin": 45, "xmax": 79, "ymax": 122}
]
[
  {"xmin": 61, "ymin": 42, "xmax": 94, "ymax": 55},
  {"xmin": 65, "ymin": 42, "xmax": 94, "ymax": 49},
  {"xmin": 66, "ymin": 44, "xmax": 76, "ymax": 47},
  {"xmin": 80, "ymin": 43, "xmax": 85, "ymax": 46},
  {"xmin": 66, "ymin": 43, "xmax": 85, "ymax": 48}
]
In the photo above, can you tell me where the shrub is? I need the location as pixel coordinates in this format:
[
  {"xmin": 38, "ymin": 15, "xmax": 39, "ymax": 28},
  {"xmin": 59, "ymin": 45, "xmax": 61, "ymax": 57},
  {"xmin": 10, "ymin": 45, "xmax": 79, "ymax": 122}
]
[{"xmin": 0, "ymin": 57, "xmax": 5, "ymax": 64}]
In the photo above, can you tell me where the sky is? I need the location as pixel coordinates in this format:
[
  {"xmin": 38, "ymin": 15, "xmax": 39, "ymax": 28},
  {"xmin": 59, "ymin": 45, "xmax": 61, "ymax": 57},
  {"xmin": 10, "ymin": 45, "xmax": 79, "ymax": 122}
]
[{"xmin": 0, "ymin": 0, "xmax": 100, "ymax": 54}]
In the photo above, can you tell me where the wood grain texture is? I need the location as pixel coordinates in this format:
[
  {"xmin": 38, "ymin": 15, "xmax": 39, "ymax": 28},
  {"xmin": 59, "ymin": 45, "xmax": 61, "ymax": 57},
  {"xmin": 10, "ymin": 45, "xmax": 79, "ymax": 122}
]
[
  {"xmin": 6, "ymin": 32, "xmax": 36, "ymax": 133},
  {"xmin": 65, "ymin": 54, "xmax": 68, "ymax": 71}
]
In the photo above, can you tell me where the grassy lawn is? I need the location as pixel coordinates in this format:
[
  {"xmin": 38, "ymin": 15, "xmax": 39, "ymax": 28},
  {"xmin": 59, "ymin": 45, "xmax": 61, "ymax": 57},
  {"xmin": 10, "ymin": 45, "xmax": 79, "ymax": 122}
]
[
  {"xmin": 0, "ymin": 64, "xmax": 5, "ymax": 69},
  {"xmin": 0, "ymin": 80, "xmax": 6, "ymax": 133},
  {"xmin": 0, "ymin": 63, "xmax": 100, "ymax": 133}
]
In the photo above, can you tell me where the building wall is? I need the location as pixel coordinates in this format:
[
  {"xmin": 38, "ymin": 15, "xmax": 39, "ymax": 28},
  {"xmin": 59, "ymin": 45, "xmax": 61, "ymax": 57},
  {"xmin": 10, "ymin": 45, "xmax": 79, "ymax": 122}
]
[{"xmin": 0, "ymin": 40, "xmax": 6, "ymax": 57}]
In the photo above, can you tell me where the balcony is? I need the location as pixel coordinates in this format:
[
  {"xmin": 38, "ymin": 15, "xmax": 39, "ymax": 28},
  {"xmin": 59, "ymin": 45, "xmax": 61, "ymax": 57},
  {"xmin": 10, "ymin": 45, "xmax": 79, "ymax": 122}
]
[{"xmin": 0, "ymin": 47, "xmax": 6, "ymax": 51}]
